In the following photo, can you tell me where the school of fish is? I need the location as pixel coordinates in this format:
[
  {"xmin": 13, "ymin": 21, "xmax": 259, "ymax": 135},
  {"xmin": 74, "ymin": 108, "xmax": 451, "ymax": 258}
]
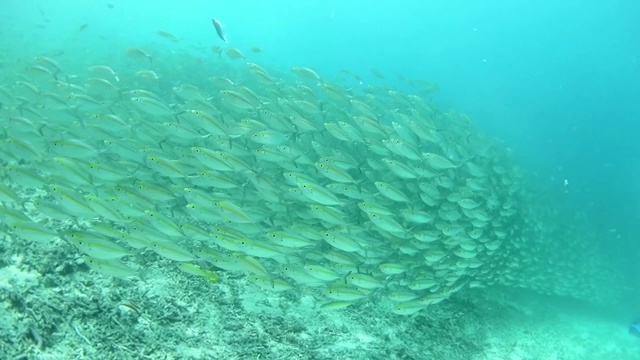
[{"xmin": 0, "ymin": 43, "xmax": 615, "ymax": 314}]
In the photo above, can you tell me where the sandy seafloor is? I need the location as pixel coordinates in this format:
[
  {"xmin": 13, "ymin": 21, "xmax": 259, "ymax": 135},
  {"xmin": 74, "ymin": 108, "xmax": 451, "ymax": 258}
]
[{"xmin": 1, "ymin": 230, "xmax": 638, "ymax": 360}]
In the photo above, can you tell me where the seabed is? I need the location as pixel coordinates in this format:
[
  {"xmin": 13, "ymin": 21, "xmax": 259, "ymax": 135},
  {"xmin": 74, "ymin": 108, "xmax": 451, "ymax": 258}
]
[{"xmin": 1, "ymin": 247, "xmax": 638, "ymax": 359}]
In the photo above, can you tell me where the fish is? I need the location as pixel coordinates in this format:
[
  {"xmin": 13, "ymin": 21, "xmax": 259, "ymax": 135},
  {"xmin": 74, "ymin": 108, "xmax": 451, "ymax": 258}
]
[
  {"xmin": 10, "ymin": 220, "xmax": 59, "ymax": 242},
  {"xmin": 177, "ymin": 263, "xmax": 219, "ymax": 282},
  {"xmin": 65, "ymin": 230, "xmax": 131, "ymax": 259},
  {"xmin": 324, "ymin": 285, "xmax": 367, "ymax": 301},
  {"xmin": 374, "ymin": 181, "xmax": 410, "ymax": 203},
  {"xmin": 135, "ymin": 70, "xmax": 160, "ymax": 80},
  {"xmin": 156, "ymin": 30, "xmax": 179, "ymax": 41},
  {"xmin": 630, "ymin": 320, "xmax": 640, "ymax": 337},
  {"xmin": 211, "ymin": 18, "xmax": 227, "ymax": 42},
  {"xmin": 151, "ymin": 240, "xmax": 195, "ymax": 262},
  {"xmin": 0, "ymin": 33, "xmax": 547, "ymax": 317},
  {"xmin": 130, "ymin": 97, "xmax": 173, "ymax": 117},
  {"xmin": 292, "ymin": 67, "xmax": 320, "ymax": 81},
  {"xmin": 126, "ymin": 47, "xmax": 152, "ymax": 63},
  {"xmin": 392, "ymin": 301, "xmax": 428, "ymax": 315},
  {"xmin": 224, "ymin": 47, "xmax": 246, "ymax": 60},
  {"xmin": 89, "ymin": 65, "xmax": 120, "ymax": 81},
  {"xmin": 83, "ymin": 256, "xmax": 137, "ymax": 278},
  {"xmin": 320, "ymin": 301, "xmax": 354, "ymax": 310},
  {"xmin": 219, "ymin": 90, "xmax": 255, "ymax": 110}
]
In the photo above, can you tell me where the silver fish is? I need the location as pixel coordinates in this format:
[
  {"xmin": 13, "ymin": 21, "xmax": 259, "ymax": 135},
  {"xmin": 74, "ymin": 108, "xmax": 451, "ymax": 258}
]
[{"xmin": 211, "ymin": 18, "xmax": 227, "ymax": 43}]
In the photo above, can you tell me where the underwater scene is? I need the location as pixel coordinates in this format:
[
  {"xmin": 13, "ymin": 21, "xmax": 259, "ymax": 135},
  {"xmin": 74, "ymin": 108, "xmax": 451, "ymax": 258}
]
[{"xmin": 1, "ymin": 0, "xmax": 639, "ymax": 359}]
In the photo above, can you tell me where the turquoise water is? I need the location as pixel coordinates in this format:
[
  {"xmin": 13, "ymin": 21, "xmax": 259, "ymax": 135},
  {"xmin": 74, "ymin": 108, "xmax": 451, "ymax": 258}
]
[{"xmin": 1, "ymin": 1, "xmax": 640, "ymax": 359}]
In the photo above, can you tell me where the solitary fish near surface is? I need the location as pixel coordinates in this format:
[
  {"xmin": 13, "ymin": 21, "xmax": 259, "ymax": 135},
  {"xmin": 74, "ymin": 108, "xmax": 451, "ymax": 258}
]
[{"xmin": 211, "ymin": 18, "xmax": 227, "ymax": 42}]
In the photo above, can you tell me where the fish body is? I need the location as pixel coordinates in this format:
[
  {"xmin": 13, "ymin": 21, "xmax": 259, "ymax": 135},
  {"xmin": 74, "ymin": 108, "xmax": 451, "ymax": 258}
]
[
  {"xmin": 630, "ymin": 321, "xmax": 640, "ymax": 337},
  {"xmin": 211, "ymin": 18, "xmax": 227, "ymax": 42}
]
